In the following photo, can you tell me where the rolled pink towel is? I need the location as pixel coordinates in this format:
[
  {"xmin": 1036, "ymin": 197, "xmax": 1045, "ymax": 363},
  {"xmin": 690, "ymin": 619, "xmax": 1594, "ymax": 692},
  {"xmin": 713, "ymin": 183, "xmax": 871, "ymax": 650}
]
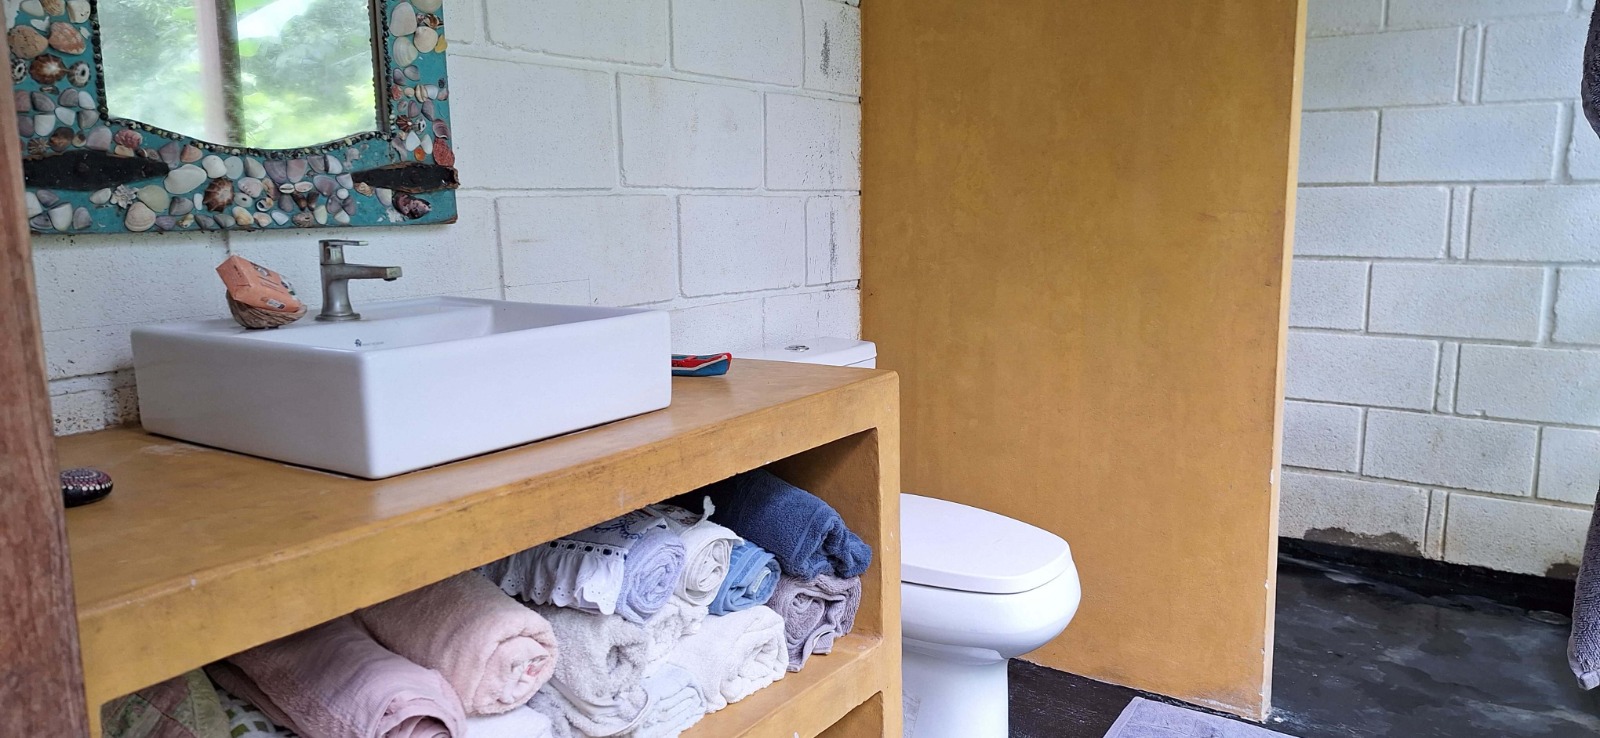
[
  {"xmin": 358, "ymin": 573, "xmax": 559, "ymax": 716},
  {"xmin": 205, "ymin": 616, "xmax": 465, "ymax": 738}
]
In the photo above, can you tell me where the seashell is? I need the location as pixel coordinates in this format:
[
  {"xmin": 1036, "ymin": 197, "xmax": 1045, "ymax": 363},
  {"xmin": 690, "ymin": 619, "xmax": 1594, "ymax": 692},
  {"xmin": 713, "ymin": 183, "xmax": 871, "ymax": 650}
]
[
  {"xmin": 412, "ymin": 0, "xmax": 441, "ymax": 12},
  {"xmin": 76, "ymin": 91, "xmax": 94, "ymax": 109},
  {"xmin": 112, "ymin": 144, "xmax": 134, "ymax": 158},
  {"xmin": 72, "ymin": 131, "xmax": 83, "ymax": 146},
  {"xmin": 57, "ymin": 87, "xmax": 77, "ymax": 108},
  {"xmin": 293, "ymin": 180, "xmax": 313, "ymax": 194},
  {"xmin": 389, "ymin": 134, "xmax": 407, "ymax": 156},
  {"xmin": 223, "ymin": 156, "xmax": 243, "ymax": 179},
  {"xmin": 403, "ymin": 130, "xmax": 420, "ymax": 152},
  {"xmin": 286, "ymin": 158, "xmax": 308, "ymax": 182},
  {"xmin": 83, "ymin": 125, "xmax": 110, "ymax": 151},
  {"xmin": 336, "ymin": 173, "xmax": 352, "ymax": 189},
  {"xmin": 293, "ymin": 191, "xmax": 318, "ymax": 211},
  {"xmin": 232, "ymin": 192, "xmax": 251, "ymax": 209},
  {"xmin": 430, "ymin": 139, "xmax": 456, "ymax": 168},
  {"xmin": 236, "ymin": 177, "xmax": 263, "ymax": 198},
  {"xmin": 47, "ymin": 202, "xmax": 72, "ymax": 231},
  {"xmin": 435, "ymin": 85, "xmax": 448, "ymax": 101},
  {"xmin": 403, "ymin": 65, "xmax": 420, "ymax": 82},
  {"xmin": 231, "ymin": 206, "xmax": 253, "ymax": 227},
  {"xmin": 12, "ymin": 58, "xmax": 27, "ymax": 83},
  {"xmin": 406, "ymin": 100, "xmax": 421, "ymax": 118},
  {"xmin": 66, "ymin": 0, "xmax": 89, "ymax": 23},
  {"xmin": 29, "ymin": 213, "xmax": 51, "ymax": 230},
  {"xmin": 169, "ymin": 197, "xmax": 192, "ymax": 217},
  {"xmin": 215, "ymin": 212, "xmax": 234, "ymax": 228},
  {"xmin": 153, "ymin": 215, "xmax": 176, "ymax": 231},
  {"xmin": 66, "ymin": 60, "xmax": 89, "ymax": 87},
  {"xmin": 244, "ymin": 158, "xmax": 265, "ymax": 179},
  {"xmin": 263, "ymin": 159, "xmax": 287, "ymax": 183},
  {"xmin": 8, "ymin": 26, "xmax": 48, "ymax": 58},
  {"xmin": 277, "ymin": 182, "xmax": 295, "ymax": 194},
  {"xmin": 312, "ymin": 174, "xmax": 337, "ymax": 196},
  {"xmin": 421, "ymin": 99, "xmax": 436, "ymax": 121},
  {"xmin": 292, "ymin": 212, "xmax": 314, "ymax": 227},
  {"xmin": 47, "ymin": 126, "xmax": 71, "ymax": 150},
  {"xmin": 158, "ymin": 141, "xmax": 183, "ymax": 168},
  {"xmin": 201, "ymin": 155, "xmax": 226, "ymax": 178},
  {"xmin": 71, "ymin": 206, "xmax": 90, "ymax": 230},
  {"xmin": 275, "ymin": 194, "xmax": 293, "ymax": 211},
  {"xmin": 376, "ymin": 188, "xmax": 393, "ymax": 207},
  {"xmin": 271, "ymin": 211, "xmax": 289, "ymax": 226},
  {"xmin": 77, "ymin": 109, "xmax": 97, "ymax": 128},
  {"xmin": 181, "ymin": 145, "xmax": 203, "ymax": 163},
  {"xmin": 163, "ymin": 164, "xmax": 206, "ymax": 194},
  {"xmin": 431, "ymin": 119, "xmax": 449, "ymax": 140},
  {"xmin": 23, "ymin": 192, "xmax": 40, "ymax": 216},
  {"xmin": 333, "ymin": 210, "xmax": 351, "ymax": 226},
  {"xmin": 354, "ymin": 182, "xmax": 374, "ymax": 197},
  {"xmin": 326, "ymin": 195, "xmax": 343, "ymax": 214},
  {"xmin": 196, "ymin": 213, "xmax": 218, "ymax": 230},
  {"xmin": 137, "ymin": 185, "xmax": 170, "ymax": 212},
  {"xmin": 434, "ymin": 35, "xmax": 447, "ymax": 54},
  {"xmin": 253, "ymin": 212, "xmax": 271, "ymax": 228},
  {"xmin": 29, "ymin": 54, "xmax": 66, "ymax": 84},
  {"xmin": 34, "ymin": 189, "xmax": 58, "ymax": 208},
  {"xmin": 30, "ymin": 91, "xmax": 54, "ymax": 112},
  {"xmin": 53, "ymin": 107, "xmax": 71, "ymax": 125},
  {"xmin": 13, "ymin": 91, "xmax": 30, "ymax": 113},
  {"xmin": 47, "ymin": 23, "xmax": 83, "ymax": 55},
  {"xmin": 202, "ymin": 177, "xmax": 232, "ymax": 211},
  {"xmin": 34, "ymin": 113, "xmax": 55, "ymax": 136},
  {"xmin": 89, "ymin": 188, "xmax": 111, "ymax": 206},
  {"xmin": 309, "ymin": 156, "xmax": 326, "ymax": 175},
  {"xmin": 314, "ymin": 204, "xmax": 328, "ymax": 224},
  {"xmin": 391, "ymin": 36, "xmax": 419, "ymax": 67},
  {"xmin": 326, "ymin": 155, "xmax": 343, "ymax": 175},
  {"xmin": 413, "ymin": 26, "xmax": 437, "ymax": 55},
  {"xmin": 124, "ymin": 202, "xmax": 156, "ymax": 232},
  {"xmin": 342, "ymin": 197, "xmax": 357, "ymax": 216},
  {"xmin": 389, "ymin": 83, "xmax": 404, "ymax": 101},
  {"xmin": 389, "ymin": 3, "xmax": 418, "ymax": 37},
  {"xmin": 177, "ymin": 214, "xmax": 194, "ymax": 229},
  {"xmin": 16, "ymin": 114, "xmax": 33, "ymax": 138},
  {"xmin": 40, "ymin": 0, "xmax": 63, "ymax": 17},
  {"xmin": 393, "ymin": 193, "xmax": 430, "ymax": 220},
  {"xmin": 113, "ymin": 129, "xmax": 141, "ymax": 149}
]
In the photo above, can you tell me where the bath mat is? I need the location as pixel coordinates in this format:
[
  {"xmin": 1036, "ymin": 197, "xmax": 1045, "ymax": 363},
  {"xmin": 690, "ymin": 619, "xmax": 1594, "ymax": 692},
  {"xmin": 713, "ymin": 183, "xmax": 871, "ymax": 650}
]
[{"xmin": 1103, "ymin": 698, "xmax": 1292, "ymax": 738}]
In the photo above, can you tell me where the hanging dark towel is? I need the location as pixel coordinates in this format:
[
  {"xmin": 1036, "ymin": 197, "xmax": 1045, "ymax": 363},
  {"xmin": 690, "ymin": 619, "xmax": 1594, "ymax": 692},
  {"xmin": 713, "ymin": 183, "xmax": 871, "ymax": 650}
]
[{"xmin": 1574, "ymin": 5, "xmax": 1600, "ymax": 691}]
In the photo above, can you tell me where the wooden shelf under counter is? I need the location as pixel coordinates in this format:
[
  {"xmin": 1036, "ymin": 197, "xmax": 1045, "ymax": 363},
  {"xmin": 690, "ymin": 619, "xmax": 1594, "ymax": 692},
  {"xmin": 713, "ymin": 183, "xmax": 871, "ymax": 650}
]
[{"xmin": 58, "ymin": 360, "xmax": 902, "ymax": 738}]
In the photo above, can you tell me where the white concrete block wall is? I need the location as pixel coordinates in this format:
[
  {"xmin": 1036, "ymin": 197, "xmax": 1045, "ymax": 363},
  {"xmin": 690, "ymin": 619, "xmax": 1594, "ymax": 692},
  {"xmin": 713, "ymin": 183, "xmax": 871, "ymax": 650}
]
[
  {"xmin": 30, "ymin": 0, "xmax": 863, "ymax": 434},
  {"xmin": 1288, "ymin": 0, "xmax": 1600, "ymax": 576}
]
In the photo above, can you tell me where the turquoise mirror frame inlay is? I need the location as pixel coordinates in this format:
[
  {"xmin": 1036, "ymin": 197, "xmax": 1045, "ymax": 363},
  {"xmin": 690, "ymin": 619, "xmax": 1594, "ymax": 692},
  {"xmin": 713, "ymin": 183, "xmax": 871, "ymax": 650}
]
[{"xmin": 8, "ymin": 0, "xmax": 457, "ymax": 234}]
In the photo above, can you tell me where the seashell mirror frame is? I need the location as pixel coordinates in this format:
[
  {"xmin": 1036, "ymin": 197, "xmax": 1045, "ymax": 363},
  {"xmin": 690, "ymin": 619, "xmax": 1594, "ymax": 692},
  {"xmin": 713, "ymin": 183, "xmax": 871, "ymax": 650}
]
[{"xmin": 7, "ymin": 0, "xmax": 457, "ymax": 234}]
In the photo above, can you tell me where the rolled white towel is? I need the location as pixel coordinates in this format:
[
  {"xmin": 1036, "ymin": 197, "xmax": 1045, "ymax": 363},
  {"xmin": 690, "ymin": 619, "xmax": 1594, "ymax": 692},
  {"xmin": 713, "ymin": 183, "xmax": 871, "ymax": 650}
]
[
  {"xmin": 665, "ymin": 606, "xmax": 787, "ymax": 712},
  {"xmin": 651, "ymin": 500, "xmax": 743, "ymax": 608},
  {"xmin": 642, "ymin": 597, "xmax": 708, "ymax": 675}
]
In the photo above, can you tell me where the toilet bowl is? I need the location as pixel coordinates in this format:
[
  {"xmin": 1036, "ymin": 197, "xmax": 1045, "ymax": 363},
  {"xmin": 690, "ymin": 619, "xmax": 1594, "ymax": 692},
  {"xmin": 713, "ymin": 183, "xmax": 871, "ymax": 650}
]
[{"xmin": 743, "ymin": 339, "xmax": 1083, "ymax": 738}]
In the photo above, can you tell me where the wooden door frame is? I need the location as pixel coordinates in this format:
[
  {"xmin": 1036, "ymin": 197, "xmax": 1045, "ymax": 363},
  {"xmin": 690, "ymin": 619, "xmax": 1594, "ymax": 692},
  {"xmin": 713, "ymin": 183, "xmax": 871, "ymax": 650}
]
[{"xmin": 0, "ymin": 73, "xmax": 90, "ymax": 734}]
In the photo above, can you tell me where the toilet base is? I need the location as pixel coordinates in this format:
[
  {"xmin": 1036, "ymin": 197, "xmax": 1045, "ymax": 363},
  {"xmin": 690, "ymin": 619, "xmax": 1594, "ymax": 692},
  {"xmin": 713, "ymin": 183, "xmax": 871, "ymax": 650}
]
[{"xmin": 902, "ymin": 643, "xmax": 1009, "ymax": 738}]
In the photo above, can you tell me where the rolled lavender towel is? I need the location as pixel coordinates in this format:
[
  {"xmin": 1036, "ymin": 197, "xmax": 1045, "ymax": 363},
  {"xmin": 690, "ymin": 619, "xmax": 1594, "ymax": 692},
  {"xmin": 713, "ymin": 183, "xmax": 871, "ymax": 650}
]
[
  {"xmin": 529, "ymin": 605, "xmax": 653, "ymax": 735},
  {"xmin": 770, "ymin": 574, "xmax": 863, "ymax": 671},
  {"xmin": 705, "ymin": 470, "xmax": 872, "ymax": 579},
  {"xmin": 357, "ymin": 572, "xmax": 559, "ymax": 716},
  {"xmin": 665, "ymin": 606, "xmax": 787, "ymax": 712},
  {"xmin": 205, "ymin": 616, "xmax": 466, "ymax": 738},
  {"xmin": 483, "ymin": 510, "xmax": 687, "ymax": 624},
  {"xmin": 1571, "ymin": 500, "xmax": 1600, "ymax": 689},
  {"xmin": 625, "ymin": 665, "xmax": 706, "ymax": 738},
  {"xmin": 650, "ymin": 500, "xmax": 743, "ymax": 607},
  {"xmin": 465, "ymin": 706, "xmax": 553, "ymax": 738},
  {"xmin": 709, "ymin": 542, "xmax": 781, "ymax": 616}
]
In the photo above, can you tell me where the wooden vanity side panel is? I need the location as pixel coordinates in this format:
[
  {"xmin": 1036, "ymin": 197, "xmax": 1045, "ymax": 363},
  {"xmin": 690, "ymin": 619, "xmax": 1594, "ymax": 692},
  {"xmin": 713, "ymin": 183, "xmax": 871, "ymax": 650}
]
[
  {"xmin": 862, "ymin": 0, "xmax": 1304, "ymax": 719},
  {"xmin": 0, "ymin": 73, "xmax": 90, "ymax": 736}
]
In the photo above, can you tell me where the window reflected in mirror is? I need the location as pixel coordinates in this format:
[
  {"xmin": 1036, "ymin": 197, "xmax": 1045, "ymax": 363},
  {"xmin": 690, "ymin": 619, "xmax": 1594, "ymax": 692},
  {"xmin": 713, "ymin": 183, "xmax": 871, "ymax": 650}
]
[{"xmin": 99, "ymin": 0, "xmax": 381, "ymax": 150}]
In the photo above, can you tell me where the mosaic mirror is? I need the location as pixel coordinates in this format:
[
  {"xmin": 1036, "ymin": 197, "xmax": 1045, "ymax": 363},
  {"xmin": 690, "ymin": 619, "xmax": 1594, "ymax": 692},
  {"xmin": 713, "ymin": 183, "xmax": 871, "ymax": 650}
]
[{"xmin": 7, "ymin": 0, "xmax": 457, "ymax": 234}]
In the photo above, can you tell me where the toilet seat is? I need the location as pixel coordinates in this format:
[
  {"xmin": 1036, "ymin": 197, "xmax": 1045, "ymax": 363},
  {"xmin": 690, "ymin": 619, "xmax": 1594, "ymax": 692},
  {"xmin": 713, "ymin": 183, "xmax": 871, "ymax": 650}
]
[
  {"xmin": 901, "ymin": 493, "xmax": 1072, "ymax": 594},
  {"xmin": 901, "ymin": 558, "xmax": 1082, "ymax": 661}
]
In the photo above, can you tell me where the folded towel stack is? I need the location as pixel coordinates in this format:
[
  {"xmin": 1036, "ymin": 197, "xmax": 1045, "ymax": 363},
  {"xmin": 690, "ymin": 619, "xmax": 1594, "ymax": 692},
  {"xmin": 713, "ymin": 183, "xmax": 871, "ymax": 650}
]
[
  {"xmin": 205, "ymin": 616, "xmax": 466, "ymax": 738},
  {"xmin": 649, "ymin": 500, "xmax": 743, "ymax": 608},
  {"xmin": 769, "ymin": 574, "xmax": 863, "ymax": 671},
  {"xmin": 527, "ymin": 605, "xmax": 654, "ymax": 737},
  {"xmin": 483, "ymin": 510, "xmax": 688, "ymax": 624},
  {"xmin": 709, "ymin": 542, "xmax": 780, "ymax": 616},
  {"xmin": 357, "ymin": 572, "xmax": 559, "ymax": 716},
  {"xmin": 665, "ymin": 606, "xmax": 788, "ymax": 713},
  {"xmin": 626, "ymin": 665, "xmax": 706, "ymax": 738},
  {"xmin": 704, "ymin": 470, "xmax": 872, "ymax": 579}
]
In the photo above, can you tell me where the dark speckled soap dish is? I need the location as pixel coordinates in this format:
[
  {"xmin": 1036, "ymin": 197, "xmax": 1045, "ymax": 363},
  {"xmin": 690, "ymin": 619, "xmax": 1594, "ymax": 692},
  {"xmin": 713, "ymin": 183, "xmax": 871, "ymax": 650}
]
[{"xmin": 61, "ymin": 467, "xmax": 112, "ymax": 508}]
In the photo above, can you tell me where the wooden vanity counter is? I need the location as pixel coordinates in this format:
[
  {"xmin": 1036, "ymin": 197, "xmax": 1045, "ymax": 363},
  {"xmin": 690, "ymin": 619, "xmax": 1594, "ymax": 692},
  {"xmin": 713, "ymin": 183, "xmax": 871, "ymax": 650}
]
[{"xmin": 58, "ymin": 360, "xmax": 901, "ymax": 737}]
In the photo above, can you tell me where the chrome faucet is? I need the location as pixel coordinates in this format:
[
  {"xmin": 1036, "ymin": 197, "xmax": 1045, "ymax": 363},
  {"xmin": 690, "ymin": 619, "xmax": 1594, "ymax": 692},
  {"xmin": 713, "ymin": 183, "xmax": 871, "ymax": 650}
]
[{"xmin": 316, "ymin": 239, "xmax": 401, "ymax": 322}]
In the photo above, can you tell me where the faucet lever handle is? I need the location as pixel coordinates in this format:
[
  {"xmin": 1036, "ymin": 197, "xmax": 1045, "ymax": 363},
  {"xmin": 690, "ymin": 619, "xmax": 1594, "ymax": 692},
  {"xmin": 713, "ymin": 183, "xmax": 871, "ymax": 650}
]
[{"xmin": 318, "ymin": 239, "xmax": 369, "ymax": 265}]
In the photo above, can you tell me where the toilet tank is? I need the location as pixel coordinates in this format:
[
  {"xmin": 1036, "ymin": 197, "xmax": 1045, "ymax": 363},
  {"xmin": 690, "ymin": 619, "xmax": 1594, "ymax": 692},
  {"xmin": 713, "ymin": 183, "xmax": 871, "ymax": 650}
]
[{"xmin": 741, "ymin": 337, "xmax": 877, "ymax": 368}]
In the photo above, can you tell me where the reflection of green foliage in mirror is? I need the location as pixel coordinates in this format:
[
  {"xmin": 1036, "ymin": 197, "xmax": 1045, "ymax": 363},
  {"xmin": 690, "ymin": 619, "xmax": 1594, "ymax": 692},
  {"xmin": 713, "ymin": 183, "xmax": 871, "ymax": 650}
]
[{"xmin": 99, "ymin": 0, "xmax": 379, "ymax": 150}]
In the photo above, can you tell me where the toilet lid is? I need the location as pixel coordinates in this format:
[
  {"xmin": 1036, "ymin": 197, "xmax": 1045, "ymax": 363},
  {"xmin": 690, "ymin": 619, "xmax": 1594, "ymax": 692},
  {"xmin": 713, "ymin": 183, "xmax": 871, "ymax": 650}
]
[{"xmin": 901, "ymin": 493, "xmax": 1072, "ymax": 595}]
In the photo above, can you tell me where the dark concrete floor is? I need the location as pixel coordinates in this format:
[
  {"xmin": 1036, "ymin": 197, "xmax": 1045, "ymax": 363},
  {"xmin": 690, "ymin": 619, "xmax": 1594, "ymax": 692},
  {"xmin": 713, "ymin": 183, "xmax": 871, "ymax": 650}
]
[{"xmin": 1010, "ymin": 553, "xmax": 1600, "ymax": 738}]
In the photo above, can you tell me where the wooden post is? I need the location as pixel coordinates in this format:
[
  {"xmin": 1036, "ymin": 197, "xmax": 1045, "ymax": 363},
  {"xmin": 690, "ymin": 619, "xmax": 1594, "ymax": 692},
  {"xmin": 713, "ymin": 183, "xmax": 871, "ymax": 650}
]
[{"xmin": 0, "ymin": 67, "xmax": 90, "ymax": 735}]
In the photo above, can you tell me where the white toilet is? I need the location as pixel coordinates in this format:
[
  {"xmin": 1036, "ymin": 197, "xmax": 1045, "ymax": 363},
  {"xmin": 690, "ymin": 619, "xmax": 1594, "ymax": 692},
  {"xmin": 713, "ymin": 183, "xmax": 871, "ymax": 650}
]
[{"xmin": 743, "ymin": 338, "xmax": 1083, "ymax": 738}]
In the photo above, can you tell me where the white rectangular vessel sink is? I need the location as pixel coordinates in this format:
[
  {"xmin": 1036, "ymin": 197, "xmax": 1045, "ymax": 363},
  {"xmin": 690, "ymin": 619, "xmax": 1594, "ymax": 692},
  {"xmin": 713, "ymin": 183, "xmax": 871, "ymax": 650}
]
[{"xmin": 132, "ymin": 296, "xmax": 671, "ymax": 479}]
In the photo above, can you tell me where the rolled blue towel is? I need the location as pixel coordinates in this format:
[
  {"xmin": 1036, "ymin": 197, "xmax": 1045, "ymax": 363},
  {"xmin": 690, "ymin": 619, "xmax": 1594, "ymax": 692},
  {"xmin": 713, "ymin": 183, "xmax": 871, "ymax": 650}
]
[
  {"xmin": 706, "ymin": 470, "xmax": 872, "ymax": 579},
  {"xmin": 710, "ymin": 542, "xmax": 781, "ymax": 616}
]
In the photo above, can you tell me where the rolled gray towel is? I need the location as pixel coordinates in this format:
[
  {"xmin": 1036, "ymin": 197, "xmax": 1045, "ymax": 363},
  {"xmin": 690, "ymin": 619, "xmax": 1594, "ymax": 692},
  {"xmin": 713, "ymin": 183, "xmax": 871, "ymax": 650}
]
[{"xmin": 1572, "ymin": 502, "xmax": 1600, "ymax": 689}]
